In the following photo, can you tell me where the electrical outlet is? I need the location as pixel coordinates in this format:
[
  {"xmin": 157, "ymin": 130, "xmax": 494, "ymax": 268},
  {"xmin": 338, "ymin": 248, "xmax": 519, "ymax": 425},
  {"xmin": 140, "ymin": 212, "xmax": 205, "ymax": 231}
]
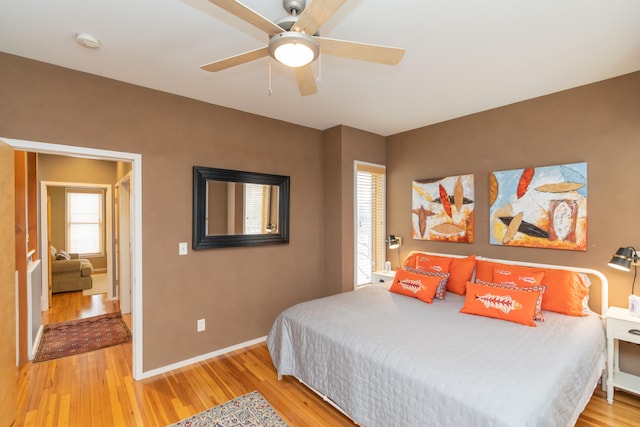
[
  {"xmin": 179, "ymin": 242, "xmax": 188, "ymax": 255},
  {"xmin": 197, "ymin": 319, "xmax": 205, "ymax": 332}
]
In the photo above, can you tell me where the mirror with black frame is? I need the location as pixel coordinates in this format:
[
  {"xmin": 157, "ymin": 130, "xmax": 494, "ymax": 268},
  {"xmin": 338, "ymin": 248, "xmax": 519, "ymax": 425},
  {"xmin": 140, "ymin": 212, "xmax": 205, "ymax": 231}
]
[{"xmin": 192, "ymin": 166, "xmax": 290, "ymax": 249}]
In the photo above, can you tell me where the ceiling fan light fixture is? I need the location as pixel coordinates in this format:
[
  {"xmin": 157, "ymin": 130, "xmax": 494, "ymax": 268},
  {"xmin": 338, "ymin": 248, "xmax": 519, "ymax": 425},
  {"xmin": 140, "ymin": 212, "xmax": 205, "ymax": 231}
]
[{"xmin": 269, "ymin": 32, "xmax": 319, "ymax": 68}]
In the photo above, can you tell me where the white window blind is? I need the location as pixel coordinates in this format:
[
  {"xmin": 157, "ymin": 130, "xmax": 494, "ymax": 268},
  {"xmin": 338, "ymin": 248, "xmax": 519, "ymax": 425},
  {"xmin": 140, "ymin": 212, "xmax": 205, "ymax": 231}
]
[
  {"xmin": 66, "ymin": 190, "xmax": 104, "ymax": 256},
  {"xmin": 355, "ymin": 162, "xmax": 386, "ymax": 287}
]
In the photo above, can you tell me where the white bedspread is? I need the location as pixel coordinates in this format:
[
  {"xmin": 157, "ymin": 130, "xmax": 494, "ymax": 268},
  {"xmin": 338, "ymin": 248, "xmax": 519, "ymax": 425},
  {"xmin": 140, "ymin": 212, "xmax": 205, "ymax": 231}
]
[{"xmin": 267, "ymin": 286, "xmax": 606, "ymax": 427}]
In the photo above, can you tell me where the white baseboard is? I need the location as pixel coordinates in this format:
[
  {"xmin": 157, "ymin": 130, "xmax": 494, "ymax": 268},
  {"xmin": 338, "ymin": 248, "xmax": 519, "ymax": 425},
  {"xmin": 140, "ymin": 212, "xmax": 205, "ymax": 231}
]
[
  {"xmin": 29, "ymin": 325, "xmax": 44, "ymax": 360},
  {"xmin": 137, "ymin": 336, "xmax": 267, "ymax": 380}
]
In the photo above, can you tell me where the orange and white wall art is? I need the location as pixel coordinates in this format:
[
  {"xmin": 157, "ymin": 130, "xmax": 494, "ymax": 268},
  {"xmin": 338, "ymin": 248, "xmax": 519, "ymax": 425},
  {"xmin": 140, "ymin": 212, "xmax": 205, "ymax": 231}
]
[
  {"xmin": 412, "ymin": 174, "xmax": 475, "ymax": 243},
  {"xmin": 489, "ymin": 162, "xmax": 587, "ymax": 251}
]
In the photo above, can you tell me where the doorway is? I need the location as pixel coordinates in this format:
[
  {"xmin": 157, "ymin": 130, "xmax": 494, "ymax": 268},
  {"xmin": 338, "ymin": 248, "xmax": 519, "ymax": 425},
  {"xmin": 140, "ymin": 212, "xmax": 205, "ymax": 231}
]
[
  {"xmin": 40, "ymin": 181, "xmax": 114, "ymax": 311},
  {"xmin": 2, "ymin": 137, "xmax": 144, "ymax": 380}
]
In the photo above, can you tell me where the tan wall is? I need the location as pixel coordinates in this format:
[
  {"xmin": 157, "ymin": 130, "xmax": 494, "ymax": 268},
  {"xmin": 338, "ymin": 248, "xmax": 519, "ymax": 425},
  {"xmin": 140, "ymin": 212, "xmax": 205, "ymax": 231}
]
[
  {"xmin": 322, "ymin": 126, "xmax": 343, "ymax": 294},
  {"xmin": 0, "ymin": 53, "xmax": 326, "ymax": 371},
  {"xmin": 39, "ymin": 155, "xmax": 117, "ymax": 270},
  {"xmin": 3, "ymin": 50, "xmax": 638, "ymax": 375},
  {"xmin": 48, "ymin": 186, "xmax": 65, "ymax": 254},
  {"xmin": 323, "ymin": 125, "xmax": 386, "ymax": 294},
  {"xmin": 387, "ymin": 70, "xmax": 640, "ymax": 373},
  {"xmin": 116, "ymin": 161, "xmax": 132, "ymax": 181}
]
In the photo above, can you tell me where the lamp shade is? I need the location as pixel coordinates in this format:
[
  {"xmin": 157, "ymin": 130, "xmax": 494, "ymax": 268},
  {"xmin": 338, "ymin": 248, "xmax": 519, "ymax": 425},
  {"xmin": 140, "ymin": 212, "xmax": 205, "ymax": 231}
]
[
  {"xmin": 608, "ymin": 247, "xmax": 634, "ymax": 271},
  {"xmin": 386, "ymin": 235, "xmax": 402, "ymax": 250}
]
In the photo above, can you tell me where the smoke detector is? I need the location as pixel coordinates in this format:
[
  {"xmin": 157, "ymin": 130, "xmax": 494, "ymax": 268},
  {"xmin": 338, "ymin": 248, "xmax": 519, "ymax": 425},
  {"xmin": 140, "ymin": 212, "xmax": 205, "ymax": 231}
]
[{"xmin": 76, "ymin": 33, "xmax": 100, "ymax": 49}]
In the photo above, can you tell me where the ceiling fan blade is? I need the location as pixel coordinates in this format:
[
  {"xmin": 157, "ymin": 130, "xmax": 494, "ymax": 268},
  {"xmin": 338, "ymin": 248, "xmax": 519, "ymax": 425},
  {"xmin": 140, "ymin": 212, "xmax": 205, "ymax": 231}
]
[
  {"xmin": 201, "ymin": 46, "xmax": 270, "ymax": 72},
  {"xmin": 316, "ymin": 37, "xmax": 405, "ymax": 65},
  {"xmin": 208, "ymin": 0, "xmax": 284, "ymax": 35},
  {"xmin": 293, "ymin": 0, "xmax": 345, "ymax": 35},
  {"xmin": 293, "ymin": 64, "xmax": 318, "ymax": 96}
]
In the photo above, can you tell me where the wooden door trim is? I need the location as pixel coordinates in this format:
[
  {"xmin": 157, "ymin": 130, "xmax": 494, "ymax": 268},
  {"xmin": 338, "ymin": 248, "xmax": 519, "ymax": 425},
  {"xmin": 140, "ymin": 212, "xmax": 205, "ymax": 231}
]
[{"xmin": 1, "ymin": 137, "xmax": 144, "ymax": 380}]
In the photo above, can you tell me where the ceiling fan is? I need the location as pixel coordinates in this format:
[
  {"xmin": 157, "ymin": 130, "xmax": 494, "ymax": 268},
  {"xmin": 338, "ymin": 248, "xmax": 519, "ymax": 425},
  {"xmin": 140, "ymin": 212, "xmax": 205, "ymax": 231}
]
[{"xmin": 200, "ymin": 0, "xmax": 405, "ymax": 96}]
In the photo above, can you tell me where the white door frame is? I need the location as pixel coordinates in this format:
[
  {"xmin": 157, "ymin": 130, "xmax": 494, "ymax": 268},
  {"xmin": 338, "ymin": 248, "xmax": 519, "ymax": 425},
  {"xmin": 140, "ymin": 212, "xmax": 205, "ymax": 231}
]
[
  {"xmin": 40, "ymin": 181, "xmax": 113, "ymax": 308},
  {"xmin": 1, "ymin": 137, "xmax": 144, "ymax": 380},
  {"xmin": 116, "ymin": 173, "xmax": 132, "ymax": 314}
]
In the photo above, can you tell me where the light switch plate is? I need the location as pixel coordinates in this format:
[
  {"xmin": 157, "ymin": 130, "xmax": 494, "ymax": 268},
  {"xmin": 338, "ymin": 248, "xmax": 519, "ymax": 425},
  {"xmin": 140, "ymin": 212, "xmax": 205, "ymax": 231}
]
[
  {"xmin": 179, "ymin": 242, "xmax": 188, "ymax": 255},
  {"xmin": 197, "ymin": 319, "xmax": 205, "ymax": 332}
]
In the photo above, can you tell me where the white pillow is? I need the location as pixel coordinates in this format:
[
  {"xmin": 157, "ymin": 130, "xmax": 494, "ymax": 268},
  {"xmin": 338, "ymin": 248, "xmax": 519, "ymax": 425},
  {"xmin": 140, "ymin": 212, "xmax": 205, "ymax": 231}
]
[{"xmin": 56, "ymin": 250, "xmax": 71, "ymax": 261}]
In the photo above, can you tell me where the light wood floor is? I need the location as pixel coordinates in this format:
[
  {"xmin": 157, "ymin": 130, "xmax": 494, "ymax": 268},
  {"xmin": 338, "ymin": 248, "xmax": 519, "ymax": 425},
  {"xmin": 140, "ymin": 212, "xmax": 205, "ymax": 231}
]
[{"xmin": 15, "ymin": 291, "xmax": 640, "ymax": 426}]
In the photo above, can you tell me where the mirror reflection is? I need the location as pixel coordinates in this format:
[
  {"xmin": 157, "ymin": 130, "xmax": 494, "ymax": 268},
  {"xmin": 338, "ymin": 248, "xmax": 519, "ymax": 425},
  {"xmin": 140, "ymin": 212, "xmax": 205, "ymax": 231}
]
[
  {"xmin": 206, "ymin": 181, "xmax": 280, "ymax": 236},
  {"xmin": 192, "ymin": 166, "xmax": 290, "ymax": 249}
]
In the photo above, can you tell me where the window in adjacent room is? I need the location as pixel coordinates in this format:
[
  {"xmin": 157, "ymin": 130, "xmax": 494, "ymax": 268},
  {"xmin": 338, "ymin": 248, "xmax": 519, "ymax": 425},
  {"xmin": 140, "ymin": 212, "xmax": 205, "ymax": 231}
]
[
  {"xmin": 244, "ymin": 182, "xmax": 281, "ymax": 234},
  {"xmin": 244, "ymin": 183, "xmax": 268, "ymax": 234},
  {"xmin": 355, "ymin": 161, "xmax": 386, "ymax": 287},
  {"xmin": 66, "ymin": 189, "xmax": 104, "ymax": 256}
]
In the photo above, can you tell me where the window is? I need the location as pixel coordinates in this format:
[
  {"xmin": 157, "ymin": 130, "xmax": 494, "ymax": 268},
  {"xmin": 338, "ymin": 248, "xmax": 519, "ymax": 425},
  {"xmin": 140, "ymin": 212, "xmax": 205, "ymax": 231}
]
[
  {"xmin": 66, "ymin": 189, "xmax": 104, "ymax": 256},
  {"xmin": 244, "ymin": 183, "xmax": 280, "ymax": 235},
  {"xmin": 243, "ymin": 183, "xmax": 268, "ymax": 234},
  {"xmin": 355, "ymin": 162, "xmax": 386, "ymax": 287}
]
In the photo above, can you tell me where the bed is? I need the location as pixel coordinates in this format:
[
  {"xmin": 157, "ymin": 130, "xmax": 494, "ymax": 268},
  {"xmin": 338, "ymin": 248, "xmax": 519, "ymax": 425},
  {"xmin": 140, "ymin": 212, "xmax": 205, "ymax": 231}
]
[{"xmin": 267, "ymin": 253, "xmax": 608, "ymax": 427}]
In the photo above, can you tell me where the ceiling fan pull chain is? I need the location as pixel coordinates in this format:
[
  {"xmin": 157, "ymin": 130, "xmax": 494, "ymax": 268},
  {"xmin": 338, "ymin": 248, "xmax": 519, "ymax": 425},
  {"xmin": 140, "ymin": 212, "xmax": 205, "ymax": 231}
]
[
  {"xmin": 317, "ymin": 54, "xmax": 324, "ymax": 85},
  {"xmin": 267, "ymin": 60, "xmax": 273, "ymax": 96}
]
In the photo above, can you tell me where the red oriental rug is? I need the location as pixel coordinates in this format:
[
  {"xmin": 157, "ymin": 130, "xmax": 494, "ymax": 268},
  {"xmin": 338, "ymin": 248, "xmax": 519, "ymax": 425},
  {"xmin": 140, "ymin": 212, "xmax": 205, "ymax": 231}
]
[{"xmin": 33, "ymin": 312, "xmax": 131, "ymax": 363}]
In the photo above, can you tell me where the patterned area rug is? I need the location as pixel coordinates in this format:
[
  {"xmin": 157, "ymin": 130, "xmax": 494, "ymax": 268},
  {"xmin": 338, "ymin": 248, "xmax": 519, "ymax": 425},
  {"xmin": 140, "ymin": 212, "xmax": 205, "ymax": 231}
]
[
  {"xmin": 168, "ymin": 391, "xmax": 289, "ymax": 427},
  {"xmin": 33, "ymin": 312, "xmax": 131, "ymax": 363}
]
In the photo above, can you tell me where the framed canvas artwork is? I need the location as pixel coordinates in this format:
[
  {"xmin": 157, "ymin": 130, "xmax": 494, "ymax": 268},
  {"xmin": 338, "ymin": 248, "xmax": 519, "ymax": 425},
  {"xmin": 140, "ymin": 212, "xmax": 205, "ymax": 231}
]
[
  {"xmin": 489, "ymin": 162, "xmax": 587, "ymax": 251},
  {"xmin": 412, "ymin": 174, "xmax": 474, "ymax": 243}
]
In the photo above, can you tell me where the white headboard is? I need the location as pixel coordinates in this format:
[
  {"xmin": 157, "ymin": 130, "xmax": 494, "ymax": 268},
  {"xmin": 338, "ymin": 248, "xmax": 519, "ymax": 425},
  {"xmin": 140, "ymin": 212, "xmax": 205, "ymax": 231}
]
[{"xmin": 404, "ymin": 251, "xmax": 609, "ymax": 316}]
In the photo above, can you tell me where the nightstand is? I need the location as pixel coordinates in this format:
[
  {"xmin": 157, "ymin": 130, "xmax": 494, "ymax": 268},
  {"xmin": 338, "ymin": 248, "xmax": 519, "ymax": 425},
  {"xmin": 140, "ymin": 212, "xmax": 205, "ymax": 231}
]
[
  {"xmin": 606, "ymin": 306, "xmax": 640, "ymax": 403},
  {"xmin": 371, "ymin": 270, "xmax": 396, "ymax": 287}
]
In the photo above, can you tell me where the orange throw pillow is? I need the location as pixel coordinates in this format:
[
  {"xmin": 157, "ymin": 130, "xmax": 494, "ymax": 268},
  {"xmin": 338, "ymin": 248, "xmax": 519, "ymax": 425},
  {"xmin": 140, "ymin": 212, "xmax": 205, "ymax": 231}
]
[
  {"xmin": 406, "ymin": 253, "xmax": 476, "ymax": 295},
  {"xmin": 447, "ymin": 255, "xmax": 476, "ymax": 295},
  {"xmin": 475, "ymin": 260, "xmax": 544, "ymax": 286},
  {"xmin": 492, "ymin": 265, "xmax": 545, "ymax": 287},
  {"xmin": 415, "ymin": 254, "xmax": 452, "ymax": 273},
  {"xmin": 404, "ymin": 268, "xmax": 450, "ymax": 299},
  {"xmin": 540, "ymin": 269, "xmax": 589, "ymax": 316},
  {"xmin": 460, "ymin": 281, "xmax": 543, "ymax": 327},
  {"xmin": 491, "ymin": 266, "xmax": 546, "ymax": 321},
  {"xmin": 389, "ymin": 269, "xmax": 441, "ymax": 303},
  {"xmin": 474, "ymin": 259, "xmax": 498, "ymax": 283},
  {"xmin": 403, "ymin": 253, "xmax": 419, "ymax": 268}
]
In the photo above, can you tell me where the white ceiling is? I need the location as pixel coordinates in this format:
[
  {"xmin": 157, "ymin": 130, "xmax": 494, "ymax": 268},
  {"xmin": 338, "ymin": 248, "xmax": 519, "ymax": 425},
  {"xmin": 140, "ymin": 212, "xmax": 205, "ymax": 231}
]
[{"xmin": 1, "ymin": 0, "xmax": 639, "ymax": 136}]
